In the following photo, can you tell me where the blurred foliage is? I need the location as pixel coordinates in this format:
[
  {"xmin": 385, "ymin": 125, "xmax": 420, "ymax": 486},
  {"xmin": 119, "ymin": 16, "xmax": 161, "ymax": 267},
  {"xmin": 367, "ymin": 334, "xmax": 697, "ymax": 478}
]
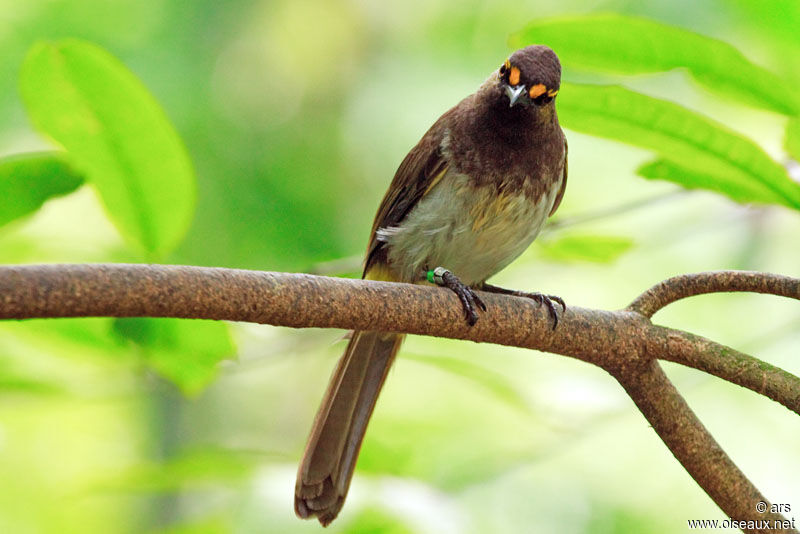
[
  {"xmin": 113, "ymin": 319, "xmax": 235, "ymax": 396},
  {"xmin": 99, "ymin": 447, "xmax": 259, "ymax": 492},
  {"xmin": 787, "ymin": 117, "xmax": 800, "ymax": 161},
  {"xmin": 20, "ymin": 39, "xmax": 196, "ymax": 258},
  {"xmin": 536, "ymin": 234, "xmax": 634, "ymax": 264},
  {"xmin": 402, "ymin": 352, "xmax": 532, "ymax": 414},
  {"xmin": 339, "ymin": 508, "xmax": 417, "ymax": 534},
  {"xmin": 0, "ymin": 152, "xmax": 83, "ymax": 227},
  {"xmin": 0, "ymin": 1, "xmax": 798, "ymax": 533}
]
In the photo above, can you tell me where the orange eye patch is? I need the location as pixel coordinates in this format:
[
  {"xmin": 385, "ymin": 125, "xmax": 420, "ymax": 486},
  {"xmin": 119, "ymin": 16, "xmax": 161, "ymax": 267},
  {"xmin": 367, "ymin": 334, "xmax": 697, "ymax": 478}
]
[
  {"xmin": 528, "ymin": 84, "xmax": 547, "ymax": 98},
  {"xmin": 508, "ymin": 66, "xmax": 520, "ymax": 86}
]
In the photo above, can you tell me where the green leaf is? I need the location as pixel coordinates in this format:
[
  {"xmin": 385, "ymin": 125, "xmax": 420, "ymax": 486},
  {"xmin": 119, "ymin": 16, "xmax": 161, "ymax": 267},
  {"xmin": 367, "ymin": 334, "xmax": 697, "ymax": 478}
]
[
  {"xmin": 510, "ymin": 14, "xmax": 800, "ymax": 115},
  {"xmin": 537, "ymin": 234, "xmax": 634, "ymax": 264},
  {"xmin": 558, "ymin": 83, "xmax": 800, "ymax": 210},
  {"xmin": 19, "ymin": 40, "xmax": 196, "ymax": 257},
  {"xmin": 0, "ymin": 152, "xmax": 83, "ymax": 228},
  {"xmin": 787, "ymin": 116, "xmax": 800, "ymax": 161},
  {"xmin": 113, "ymin": 318, "xmax": 234, "ymax": 396},
  {"xmin": 638, "ymin": 159, "xmax": 787, "ymax": 206}
]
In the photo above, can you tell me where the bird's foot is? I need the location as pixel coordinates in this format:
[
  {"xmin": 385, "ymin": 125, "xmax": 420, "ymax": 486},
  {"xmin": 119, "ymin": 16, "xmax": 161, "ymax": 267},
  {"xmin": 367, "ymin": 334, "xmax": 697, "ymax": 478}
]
[
  {"xmin": 427, "ymin": 267, "xmax": 486, "ymax": 326},
  {"xmin": 481, "ymin": 283, "xmax": 565, "ymax": 330}
]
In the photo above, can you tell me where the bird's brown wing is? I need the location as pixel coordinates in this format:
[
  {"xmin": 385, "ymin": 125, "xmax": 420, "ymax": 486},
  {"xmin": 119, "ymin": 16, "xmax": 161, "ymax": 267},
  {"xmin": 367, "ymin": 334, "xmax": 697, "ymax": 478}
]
[
  {"xmin": 363, "ymin": 114, "xmax": 452, "ymax": 277},
  {"xmin": 549, "ymin": 136, "xmax": 568, "ymax": 217}
]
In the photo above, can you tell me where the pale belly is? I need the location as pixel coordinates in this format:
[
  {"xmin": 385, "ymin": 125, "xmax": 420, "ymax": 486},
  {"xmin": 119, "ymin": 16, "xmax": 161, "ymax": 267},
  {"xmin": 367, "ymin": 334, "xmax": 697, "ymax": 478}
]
[{"xmin": 376, "ymin": 172, "xmax": 558, "ymax": 285}]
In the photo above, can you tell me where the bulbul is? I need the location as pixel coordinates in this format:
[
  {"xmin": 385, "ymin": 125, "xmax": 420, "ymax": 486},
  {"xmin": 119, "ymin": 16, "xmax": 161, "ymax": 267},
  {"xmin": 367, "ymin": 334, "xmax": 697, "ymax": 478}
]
[{"xmin": 295, "ymin": 45, "xmax": 567, "ymax": 526}]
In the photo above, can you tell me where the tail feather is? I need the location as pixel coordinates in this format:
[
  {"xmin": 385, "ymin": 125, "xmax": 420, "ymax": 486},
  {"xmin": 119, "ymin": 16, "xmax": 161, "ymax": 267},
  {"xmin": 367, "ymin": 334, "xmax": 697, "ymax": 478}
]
[{"xmin": 295, "ymin": 330, "xmax": 403, "ymax": 525}]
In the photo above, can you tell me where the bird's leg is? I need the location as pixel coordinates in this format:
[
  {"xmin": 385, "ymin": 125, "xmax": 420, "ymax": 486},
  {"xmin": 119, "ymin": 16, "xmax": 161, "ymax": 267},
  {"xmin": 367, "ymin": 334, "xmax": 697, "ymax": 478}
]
[
  {"xmin": 480, "ymin": 283, "xmax": 565, "ymax": 330},
  {"xmin": 426, "ymin": 267, "xmax": 487, "ymax": 326}
]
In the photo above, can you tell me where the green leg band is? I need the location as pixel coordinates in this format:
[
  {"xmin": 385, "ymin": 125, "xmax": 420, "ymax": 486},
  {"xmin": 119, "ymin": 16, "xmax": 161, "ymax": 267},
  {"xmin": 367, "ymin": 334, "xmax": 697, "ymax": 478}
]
[{"xmin": 428, "ymin": 267, "xmax": 450, "ymax": 285}]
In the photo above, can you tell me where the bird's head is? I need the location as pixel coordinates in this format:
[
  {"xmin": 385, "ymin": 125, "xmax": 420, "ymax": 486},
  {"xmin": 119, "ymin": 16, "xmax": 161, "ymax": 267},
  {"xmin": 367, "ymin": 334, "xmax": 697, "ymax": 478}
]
[{"xmin": 497, "ymin": 45, "xmax": 561, "ymax": 109}]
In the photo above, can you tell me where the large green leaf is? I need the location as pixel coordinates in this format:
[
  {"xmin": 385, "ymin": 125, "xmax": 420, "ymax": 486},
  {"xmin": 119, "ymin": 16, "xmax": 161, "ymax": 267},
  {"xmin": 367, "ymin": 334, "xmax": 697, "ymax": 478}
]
[
  {"xmin": 787, "ymin": 116, "xmax": 800, "ymax": 162},
  {"xmin": 510, "ymin": 14, "xmax": 800, "ymax": 116},
  {"xmin": 558, "ymin": 83, "xmax": 800, "ymax": 210},
  {"xmin": 637, "ymin": 159, "xmax": 787, "ymax": 206},
  {"xmin": 19, "ymin": 40, "xmax": 196, "ymax": 257},
  {"xmin": 0, "ymin": 152, "xmax": 83, "ymax": 228},
  {"xmin": 113, "ymin": 318, "xmax": 235, "ymax": 396}
]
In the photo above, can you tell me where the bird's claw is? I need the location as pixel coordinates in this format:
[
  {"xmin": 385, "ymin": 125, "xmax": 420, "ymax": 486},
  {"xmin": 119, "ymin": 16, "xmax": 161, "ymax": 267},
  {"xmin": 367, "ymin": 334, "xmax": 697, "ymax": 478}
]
[
  {"xmin": 459, "ymin": 286, "xmax": 486, "ymax": 326},
  {"xmin": 480, "ymin": 283, "xmax": 565, "ymax": 330},
  {"xmin": 429, "ymin": 267, "xmax": 486, "ymax": 326},
  {"xmin": 522, "ymin": 291, "xmax": 565, "ymax": 330}
]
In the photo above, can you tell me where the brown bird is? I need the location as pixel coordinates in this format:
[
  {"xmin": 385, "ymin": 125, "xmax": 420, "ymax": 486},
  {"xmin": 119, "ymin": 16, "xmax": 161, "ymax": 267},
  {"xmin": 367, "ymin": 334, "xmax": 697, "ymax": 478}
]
[{"xmin": 295, "ymin": 44, "xmax": 567, "ymax": 525}]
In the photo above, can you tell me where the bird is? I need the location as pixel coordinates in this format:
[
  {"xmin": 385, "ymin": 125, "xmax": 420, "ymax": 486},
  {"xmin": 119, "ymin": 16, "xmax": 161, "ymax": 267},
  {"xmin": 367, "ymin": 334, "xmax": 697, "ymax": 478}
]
[{"xmin": 295, "ymin": 44, "xmax": 567, "ymax": 526}]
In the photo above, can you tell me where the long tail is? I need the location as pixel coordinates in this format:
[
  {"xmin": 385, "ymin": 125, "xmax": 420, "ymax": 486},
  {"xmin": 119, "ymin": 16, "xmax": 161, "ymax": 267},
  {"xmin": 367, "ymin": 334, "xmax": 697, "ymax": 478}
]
[{"xmin": 295, "ymin": 330, "xmax": 404, "ymax": 526}]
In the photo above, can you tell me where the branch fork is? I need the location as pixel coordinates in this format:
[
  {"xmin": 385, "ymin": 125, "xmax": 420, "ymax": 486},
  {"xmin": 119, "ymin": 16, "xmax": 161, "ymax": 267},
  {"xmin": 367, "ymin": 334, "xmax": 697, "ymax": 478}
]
[{"xmin": 0, "ymin": 264, "xmax": 797, "ymax": 533}]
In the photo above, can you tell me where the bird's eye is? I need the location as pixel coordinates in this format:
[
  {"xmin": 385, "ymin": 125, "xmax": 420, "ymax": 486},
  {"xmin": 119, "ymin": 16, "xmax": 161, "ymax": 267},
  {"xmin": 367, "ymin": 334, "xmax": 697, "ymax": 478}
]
[
  {"xmin": 499, "ymin": 59, "xmax": 511, "ymax": 79},
  {"xmin": 533, "ymin": 94, "xmax": 554, "ymax": 106}
]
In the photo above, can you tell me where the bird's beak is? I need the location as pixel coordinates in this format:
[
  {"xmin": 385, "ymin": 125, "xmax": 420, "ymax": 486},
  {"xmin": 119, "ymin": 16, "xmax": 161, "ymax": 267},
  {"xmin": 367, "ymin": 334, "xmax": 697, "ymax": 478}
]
[{"xmin": 505, "ymin": 84, "xmax": 526, "ymax": 107}]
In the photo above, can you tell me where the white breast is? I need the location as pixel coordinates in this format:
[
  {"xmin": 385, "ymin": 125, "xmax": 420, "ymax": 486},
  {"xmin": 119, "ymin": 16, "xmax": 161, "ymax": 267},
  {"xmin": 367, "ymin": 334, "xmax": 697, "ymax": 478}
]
[{"xmin": 376, "ymin": 171, "xmax": 558, "ymax": 285}]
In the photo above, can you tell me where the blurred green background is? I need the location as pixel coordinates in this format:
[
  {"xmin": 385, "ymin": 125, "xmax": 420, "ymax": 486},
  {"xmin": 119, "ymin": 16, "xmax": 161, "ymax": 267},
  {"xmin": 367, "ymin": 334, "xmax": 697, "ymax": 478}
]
[{"xmin": 1, "ymin": 0, "xmax": 799, "ymax": 533}]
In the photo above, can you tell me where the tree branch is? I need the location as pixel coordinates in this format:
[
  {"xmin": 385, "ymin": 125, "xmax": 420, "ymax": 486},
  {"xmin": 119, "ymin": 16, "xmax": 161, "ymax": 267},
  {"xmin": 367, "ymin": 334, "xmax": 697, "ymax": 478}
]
[
  {"xmin": 629, "ymin": 271, "xmax": 800, "ymax": 318},
  {"xmin": 0, "ymin": 263, "xmax": 797, "ymax": 533},
  {"xmin": 644, "ymin": 325, "xmax": 800, "ymax": 416},
  {"xmin": 616, "ymin": 359, "xmax": 793, "ymax": 534}
]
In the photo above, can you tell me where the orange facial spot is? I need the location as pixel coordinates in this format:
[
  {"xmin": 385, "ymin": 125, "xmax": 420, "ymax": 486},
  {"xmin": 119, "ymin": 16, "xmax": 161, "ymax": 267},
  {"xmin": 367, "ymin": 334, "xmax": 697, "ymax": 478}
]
[
  {"xmin": 528, "ymin": 84, "xmax": 547, "ymax": 98},
  {"xmin": 503, "ymin": 58, "xmax": 511, "ymax": 70},
  {"xmin": 509, "ymin": 66, "xmax": 520, "ymax": 86},
  {"xmin": 547, "ymin": 88, "xmax": 559, "ymax": 97}
]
